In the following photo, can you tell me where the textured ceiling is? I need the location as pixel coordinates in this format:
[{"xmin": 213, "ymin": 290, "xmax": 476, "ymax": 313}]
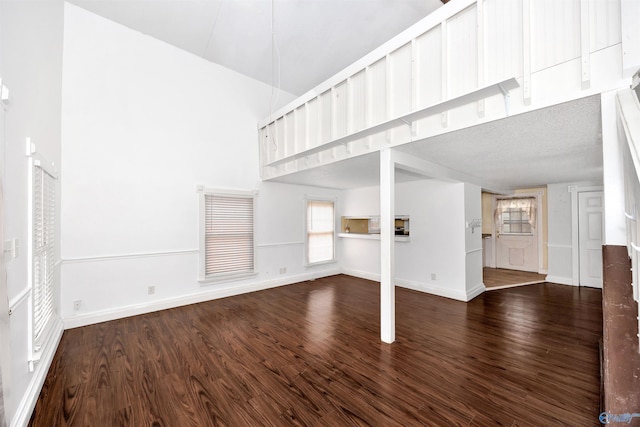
[
  {"xmin": 271, "ymin": 95, "xmax": 603, "ymax": 191},
  {"xmin": 67, "ymin": 0, "xmax": 443, "ymax": 96}
]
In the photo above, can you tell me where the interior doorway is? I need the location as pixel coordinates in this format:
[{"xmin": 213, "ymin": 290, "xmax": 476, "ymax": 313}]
[
  {"xmin": 494, "ymin": 196, "xmax": 539, "ymax": 272},
  {"xmin": 482, "ymin": 190, "xmax": 547, "ymax": 289}
]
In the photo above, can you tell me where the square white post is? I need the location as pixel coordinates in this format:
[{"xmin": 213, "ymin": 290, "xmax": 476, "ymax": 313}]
[{"xmin": 380, "ymin": 148, "xmax": 395, "ymax": 343}]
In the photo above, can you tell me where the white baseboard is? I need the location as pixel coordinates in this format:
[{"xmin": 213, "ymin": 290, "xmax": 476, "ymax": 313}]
[
  {"xmin": 396, "ymin": 278, "xmax": 469, "ymax": 301},
  {"xmin": 63, "ymin": 269, "xmax": 339, "ymax": 329},
  {"xmin": 11, "ymin": 317, "xmax": 64, "ymax": 427},
  {"xmin": 340, "ymin": 268, "xmax": 380, "ymax": 283},
  {"xmin": 545, "ymin": 275, "xmax": 575, "ymax": 286},
  {"xmin": 341, "ymin": 268, "xmax": 477, "ymax": 302},
  {"xmin": 465, "ymin": 283, "xmax": 486, "ymax": 301}
]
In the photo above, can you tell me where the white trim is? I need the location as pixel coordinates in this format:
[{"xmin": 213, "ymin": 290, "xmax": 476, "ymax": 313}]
[
  {"xmin": 546, "ymin": 243, "xmax": 573, "ymax": 249},
  {"xmin": 8, "ymin": 287, "xmax": 30, "ymax": 315},
  {"xmin": 63, "ymin": 269, "xmax": 340, "ymax": 329},
  {"xmin": 62, "ymin": 249, "xmax": 198, "ymax": 264},
  {"xmin": 492, "ymin": 191, "xmax": 544, "ymax": 273},
  {"xmin": 545, "ymin": 275, "xmax": 575, "ymax": 286},
  {"xmin": 465, "ymin": 248, "xmax": 483, "ymax": 255},
  {"xmin": 304, "ymin": 196, "xmax": 337, "ymax": 267},
  {"xmin": 337, "ymin": 233, "xmax": 411, "ymax": 242},
  {"xmin": 396, "ymin": 278, "xmax": 469, "ymax": 302},
  {"xmin": 465, "ymin": 283, "xmax": 486, "ymax": 301},
  {"xmin": 61, "ymin": 245, "xmax": 308, "ymax": 263},
  {"xmin": 11, "ymin": 317, "xmax": 63, "ymax": 427},
  {"xmin": 485, "ymin": 281, "xmax": 541, "ymax": 291},
  {"xmin": 569, "ymin": 185, "xmax": 604, "ymax": 286},
  {"xmin": 340, "ymin": 268, "xmax": 479, "ymax": 302},
  {"xmin": 198, "ymin": 271, "xmax": 259, "ymax": 286},
  {"xmin": 256, "ymin": 241, "xmax": 305, "ymax": 248},
  {"xmin": 198, "ymin": 188, "xmax": 257, "ymax": 282}
]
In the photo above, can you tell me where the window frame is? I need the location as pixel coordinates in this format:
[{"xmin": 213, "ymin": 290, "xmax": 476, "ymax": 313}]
[
  {"xmin": 27, "ymin": 153, "xmax": 58, "ymax": 358},
  {"xmin": 498, "ymin": 207, "xmax": 533, "ymax": 235},
  {"xmin": 198, "ymin": 186, "xmax": 257, "ymax": 284},
  {"xmin": 305, "ymin": 197, "xmax": 337, "ymax": 267}
]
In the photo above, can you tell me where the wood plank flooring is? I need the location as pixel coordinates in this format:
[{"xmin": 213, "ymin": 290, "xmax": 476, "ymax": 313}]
[
  {"xmin": 29, "ymin": 275, "xmax": 603, "ymax": 426},
  {"xmin": 483, "ymin": 267, "xmax": 547, "ymax": 289}
]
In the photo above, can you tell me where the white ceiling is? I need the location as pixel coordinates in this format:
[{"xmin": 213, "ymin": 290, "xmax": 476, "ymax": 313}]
[
  {"xmin": 68, "ymin": 1, "xmax": 604, "ymax": 192},
  {"xmin": 271, "ymin": 95, "xmax": 604, "ymax": 191},
  {"xmin": 68, "ymin": 0, "xmax": 444, "ymax": 96}
]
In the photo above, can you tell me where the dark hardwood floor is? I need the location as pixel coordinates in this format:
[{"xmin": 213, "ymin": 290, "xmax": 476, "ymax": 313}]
[{"xmin": 30, "ymin": 275, "xmax": 603, "ymax": 426}]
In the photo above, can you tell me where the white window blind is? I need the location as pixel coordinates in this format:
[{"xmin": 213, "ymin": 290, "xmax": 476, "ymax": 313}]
[
  {"xmin": 202, "ymin": 192, "xmax": 255, "ymax": 279},
  {"xmin": 307, "ymin": 200, "xmax": 335, "ymax": 265},
  {"xmin": 32, "ymin": 163, "xmax": 55, "ymax": 348}
]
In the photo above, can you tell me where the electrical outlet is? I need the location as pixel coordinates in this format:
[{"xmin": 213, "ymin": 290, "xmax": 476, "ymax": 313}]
[
  {"xmin": 431, "ymin": 273, "xmax": 436, "ymax": 281},
  {"xmin": 279, "ymin": 267, "xmax": 286, "ymax": 274},
  {"xmin": 73, "ymin": 300, "xmax": 81, "ymax": 311},
  {"xmin": 148, "ymin": 286, "xmax": 155, "ymax": 295}
]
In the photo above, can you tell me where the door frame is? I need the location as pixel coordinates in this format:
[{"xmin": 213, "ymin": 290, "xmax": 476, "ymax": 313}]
[
  {"xmin": 570, "ymin": 185, "xmax": 604, "ymax": 286},
  {"xmin": 491, "ymin": 190, "xmax": 545, "ymax": 274}
]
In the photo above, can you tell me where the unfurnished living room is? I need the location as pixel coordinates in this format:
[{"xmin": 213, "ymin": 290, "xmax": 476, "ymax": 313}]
[{"xmin": 1, "ymin": 0, "xmax": 640, "ymax": 426}]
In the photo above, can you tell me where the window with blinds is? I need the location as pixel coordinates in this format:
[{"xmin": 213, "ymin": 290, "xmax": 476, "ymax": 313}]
[
  {"xmin": 306, "ymin": 199, "xmax": 335, "ymax": 265},
  {"xmin": 199, "ymin": 189, "xmax": 256, "ymax": 281},
  {"xmin": 32, "ymin": 163, "xmax": 56, "ymax": 350}
]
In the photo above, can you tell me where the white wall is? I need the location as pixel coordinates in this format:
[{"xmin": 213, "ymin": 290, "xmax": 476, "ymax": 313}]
[
  {"xmin": 464, "ymin": 183, "xmax": 483, "ymax": 296},
  {"xmin": 340, "ymin": 179, "xmax": 482, "ymax": 301},
  {"xmin": 547, "ymin": 183, "xmax": 575, "ymax": 284},
  {"xmin": 61, "ymin": 4, "xmax": 340, "ymax": 328},
  {"xmin": 0, "ymin": 1, "xmax": 64, "ymax": 426},
  {"xmin": 547, "ymin": 181, "xmax": 603, "ymax": 285}
]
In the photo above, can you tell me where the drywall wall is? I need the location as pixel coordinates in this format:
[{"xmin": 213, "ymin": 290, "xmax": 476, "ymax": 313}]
[
  {"xmin": 60, "ymin": 4, "xmax": 340, "ymax": 327},
  {"xmin": 546, "ymin": 181, "xmax": 603, "ymax": 285},
  {"xmin": 546, "ymin": 183, "xmax": 574, "ymax": 284},
  {"xmin": 340, "ymin": 179, "xmax": 480, "ymax": 301},
  {"xmin": 0, "ymin": 1, "xmax": 64, "ymax": 425},
  {"xmin": 464, "ymin": 183, "xmax": 483, "ymax": 296}
]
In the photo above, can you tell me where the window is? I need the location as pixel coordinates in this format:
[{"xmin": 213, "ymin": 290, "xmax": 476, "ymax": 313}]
[
  {"xmin": 306, "ymin": 199, "xmax": 335, "ymax": 265},
  {"xmin": 495, "ymin": 197, "xmax": 536, "ymax": 235},
  {"xmin": 30, "ymin": 160, "xmax": 56, "ymax": 352},
  {"xmin": 199, "ymin": 188, "xmax": 256, "ymax": 282}
]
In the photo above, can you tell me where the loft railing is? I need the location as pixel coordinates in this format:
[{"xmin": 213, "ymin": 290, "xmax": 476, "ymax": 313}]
[
  {"xmin": 618, "ymin": 78, "xmax": 640, "ymax": 352},
  {"xmin": 258, "ymin": 0, "xmax": 624, "ymax": 180}
]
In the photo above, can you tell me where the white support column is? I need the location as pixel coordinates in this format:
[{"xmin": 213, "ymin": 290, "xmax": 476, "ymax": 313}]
[{"xmin": 380, "ymin": 148, "xmax": 395, "ymax": 344}]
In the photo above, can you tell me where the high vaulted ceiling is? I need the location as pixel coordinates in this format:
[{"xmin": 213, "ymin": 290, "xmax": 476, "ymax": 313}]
[
  {"xmin": 67, "ymin": 1, "xmax": 605, "ymax": 191},
  {"xmin": 68, "ymin": 0, "xmax": 444, "ymax": 96}
]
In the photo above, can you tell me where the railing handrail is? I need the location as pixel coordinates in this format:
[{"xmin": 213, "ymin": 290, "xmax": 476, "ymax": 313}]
[{"xmin": 258, "ymin": 0, "xmax": 477, "ymax": 129}]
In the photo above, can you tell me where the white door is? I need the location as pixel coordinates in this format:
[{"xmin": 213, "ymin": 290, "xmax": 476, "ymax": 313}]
[
  {"xmin": 578, "ymin": 191, "xmax": 604, "ymax": 288},
  {"xmin": 495, "ymin": 197, "xmax": 539, "ymax": 272},
  {"xmin": 496, "ymin": 234, "xmax": 538, "ymax": 272}
]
